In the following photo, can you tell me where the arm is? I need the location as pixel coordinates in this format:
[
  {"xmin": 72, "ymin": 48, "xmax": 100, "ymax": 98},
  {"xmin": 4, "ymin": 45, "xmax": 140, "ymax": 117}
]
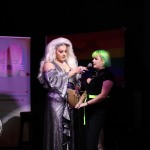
[
  {"xmin": 68, "ymin": 66, "xmax": 87, "ymax": 78},
  {"xmin": 42, "ymin": 62, "xmax": 69, "ymax": 97},
  {"xmin": 43, "ymin": 62, "xmax": 87, "ymax": 77},
  {"xmin": 43, "ymin": 62, "xmax": 55, "ymax": 71},
  {"xmin": 75, "ymin": 91, "xmax": 87, "ymax": 109}
]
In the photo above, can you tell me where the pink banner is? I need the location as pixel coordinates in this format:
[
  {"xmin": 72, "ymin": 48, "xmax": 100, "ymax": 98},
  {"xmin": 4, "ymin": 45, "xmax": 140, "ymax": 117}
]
[{"xmin": 0, "ymin": 36, "xmax": 31, "ymax": 147}]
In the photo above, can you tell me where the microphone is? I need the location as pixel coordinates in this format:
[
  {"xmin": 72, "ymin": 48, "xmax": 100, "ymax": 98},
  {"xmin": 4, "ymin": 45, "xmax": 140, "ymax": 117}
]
[
  {"xmin": 87, "ymin": 63, "xmax": 93, "ymax": 68},
  {"xmin": 80, "ymin": 63, "xmax": 93, "ymax": 74}
]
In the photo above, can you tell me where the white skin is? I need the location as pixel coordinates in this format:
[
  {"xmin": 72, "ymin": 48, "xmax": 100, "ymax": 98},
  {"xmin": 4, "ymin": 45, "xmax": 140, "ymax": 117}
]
[
  {"xmin": 75, "ymin": 55, "xmax": 114, "ymax": 109},
  {"xmin": 42, "ymin": 44, "xmax": 87, "ymax": 77}
]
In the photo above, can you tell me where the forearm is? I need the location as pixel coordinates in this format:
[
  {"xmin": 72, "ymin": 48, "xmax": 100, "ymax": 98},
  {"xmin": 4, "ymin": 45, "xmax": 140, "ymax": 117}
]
[
  {"xmin": 79, "ymin": 91, "xmax": 87, "ymax": 103},
  {"xmin": 87, "ymin": 94, "xmax": 106, "ymax": 105},
  {"xmin": 68, "ymin": 66, "xmax": 88, "ymax": 78},
  {"xmin": 68, "ymin": 69, "xmax": 77, "ymax": 78}
]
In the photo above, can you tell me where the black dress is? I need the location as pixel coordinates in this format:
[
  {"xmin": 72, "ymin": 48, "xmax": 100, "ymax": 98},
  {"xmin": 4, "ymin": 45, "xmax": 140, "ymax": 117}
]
[{"xmin": 84, "ymin": 68, "xmax": 115, "ymax": 150}]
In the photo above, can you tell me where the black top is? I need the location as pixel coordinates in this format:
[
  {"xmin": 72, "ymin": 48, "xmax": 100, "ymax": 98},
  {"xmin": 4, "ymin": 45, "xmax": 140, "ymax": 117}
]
[
  {"xmin": 85, "ymin": 67, "xmax": 115, "ymax": 96},
  {"xmin": 84, "ymin": 68, "xmax": 116, "ymax": 116}
]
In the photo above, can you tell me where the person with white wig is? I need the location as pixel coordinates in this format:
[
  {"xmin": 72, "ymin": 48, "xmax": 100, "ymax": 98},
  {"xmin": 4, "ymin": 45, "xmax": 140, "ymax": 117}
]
[{"xmin": 37, "ymin": 37, "xmax": 87, "ymax": 150}]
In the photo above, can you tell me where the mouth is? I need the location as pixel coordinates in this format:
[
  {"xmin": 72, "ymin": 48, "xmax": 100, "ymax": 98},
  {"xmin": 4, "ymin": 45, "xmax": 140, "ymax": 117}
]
[{"xmin": 93, "ymin": 64, "xmax": 96, "ymax": 68}]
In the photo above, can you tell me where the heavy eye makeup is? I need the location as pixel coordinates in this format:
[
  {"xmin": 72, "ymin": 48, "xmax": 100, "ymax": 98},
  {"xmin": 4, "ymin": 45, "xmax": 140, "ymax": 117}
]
[{"xmin": 58, "ymin": 49, "xmax": 67, "ymax": 54}]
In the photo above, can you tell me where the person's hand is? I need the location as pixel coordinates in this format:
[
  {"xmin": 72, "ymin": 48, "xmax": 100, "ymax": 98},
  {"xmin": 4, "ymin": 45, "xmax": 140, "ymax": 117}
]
[
  {"xmin": 79, "ymin": 102, "xmax": 88, "ymax": 108},
  {"xmin": 75, "ymin": 101, "xmax": 83, "ymax": 109},
  {"xmin": 75, "ymin": 102, "xmax": 88, "ymax": 109},
  {"xmin": 76, "ymin": 66, "xmax": 88, "ymax": 74},
  {"xmin": 68, "ymin": 66, "xmax": 87, "ymax": 78}
]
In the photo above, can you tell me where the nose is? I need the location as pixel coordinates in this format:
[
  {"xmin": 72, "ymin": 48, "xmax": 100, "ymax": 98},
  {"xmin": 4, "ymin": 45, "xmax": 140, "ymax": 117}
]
[
  {"xmin": 63, "ymin": 53, "xmax": 66, "ymax": 56},
  {"xmin": 62, "ymin": 52, "xmax": 66, "ymax": 55}
]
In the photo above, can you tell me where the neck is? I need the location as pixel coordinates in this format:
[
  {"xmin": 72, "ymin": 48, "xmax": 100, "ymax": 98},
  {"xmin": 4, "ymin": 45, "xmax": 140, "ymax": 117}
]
[
  {"xmin": 55, "ymin": 59, "xmax": 64, "ymax": 64},
  {"xmin": 55, "ymin": 59, "xmax": 70, "ymax": 72},
  {"xmin": 55, "ymin": 60, "xmax": 66, "ymax": 71}
]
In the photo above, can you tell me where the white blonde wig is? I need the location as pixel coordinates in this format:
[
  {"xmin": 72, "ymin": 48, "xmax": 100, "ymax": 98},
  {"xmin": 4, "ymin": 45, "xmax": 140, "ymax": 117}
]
[{"xmin": 38, "ymin": 37, "xmax": 78, "ymax": 78}]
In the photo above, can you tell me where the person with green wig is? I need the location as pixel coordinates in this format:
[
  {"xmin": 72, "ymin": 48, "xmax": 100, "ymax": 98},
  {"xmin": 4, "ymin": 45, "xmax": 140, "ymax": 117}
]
[{"xmin": 75, "ymin": 49, "xmax": 116, "ymax": 150}]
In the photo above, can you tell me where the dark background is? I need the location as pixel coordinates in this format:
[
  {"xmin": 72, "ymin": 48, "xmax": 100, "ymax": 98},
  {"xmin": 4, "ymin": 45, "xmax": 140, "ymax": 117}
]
[{"xmin": 0, "ymin": 1, "xmax": 148, "ymax": 150}]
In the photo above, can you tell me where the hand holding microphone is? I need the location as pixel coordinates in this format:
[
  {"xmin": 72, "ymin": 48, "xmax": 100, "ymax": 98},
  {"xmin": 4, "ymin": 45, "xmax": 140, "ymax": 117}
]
[
  {"xmin": 79, "ymin": 66, "xmax": 87, "ymax": 73},
  {"xmin": 79, "ymin": 63, "xmax": 93, "ymax": 74}
]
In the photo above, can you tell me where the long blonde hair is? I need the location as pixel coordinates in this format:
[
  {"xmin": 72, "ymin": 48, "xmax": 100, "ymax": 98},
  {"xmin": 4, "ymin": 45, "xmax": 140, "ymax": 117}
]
[{"xmin": 37, "ymin": 37, "xmax": 78, "ymax": 79}]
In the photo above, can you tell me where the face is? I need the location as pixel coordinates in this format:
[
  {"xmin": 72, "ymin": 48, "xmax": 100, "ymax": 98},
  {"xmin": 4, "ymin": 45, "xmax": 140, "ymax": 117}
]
[
  {"xmin": 55, "ymin": 44, "xmax": 68, "ymax": 63},
  {"xmin": 92, "ymin": 55, "xmax": 104, "ymax": 69}
]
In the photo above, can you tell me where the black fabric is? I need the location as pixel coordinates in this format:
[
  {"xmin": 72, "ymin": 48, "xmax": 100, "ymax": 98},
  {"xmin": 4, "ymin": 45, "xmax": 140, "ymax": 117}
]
[{"xmin": 84, "ymin": 68, "xmax": 116, "ymax": 150}]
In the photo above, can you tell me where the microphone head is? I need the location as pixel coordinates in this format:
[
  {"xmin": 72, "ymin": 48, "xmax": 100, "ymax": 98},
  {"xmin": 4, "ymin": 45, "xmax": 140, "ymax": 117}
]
[{"xmin": 87, "ymin": 63, "xmax": 93, "ymax": 68}]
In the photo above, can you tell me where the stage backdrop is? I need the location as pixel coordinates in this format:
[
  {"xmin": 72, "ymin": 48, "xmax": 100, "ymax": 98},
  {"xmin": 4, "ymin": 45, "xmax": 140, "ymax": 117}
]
[
  {"xmin": 46, "ymin": 28, "xmax": 125, "ymax": 86},
  {"xmin": 0, "ymin": 36, "xmax": 30, "ymax": 147}
]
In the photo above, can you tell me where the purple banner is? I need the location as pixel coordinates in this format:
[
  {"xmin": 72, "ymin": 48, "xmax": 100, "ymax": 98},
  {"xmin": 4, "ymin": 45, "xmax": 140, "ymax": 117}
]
[{"xmin": 0, "ymin": 36, "xmax": 30, "ymax": 147}]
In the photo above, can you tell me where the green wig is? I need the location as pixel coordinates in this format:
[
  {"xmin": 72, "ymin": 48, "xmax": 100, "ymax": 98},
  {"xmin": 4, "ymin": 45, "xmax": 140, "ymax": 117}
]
[{"xmin": 92, "ymin": 49, "xmax": 111, "ymax": 67}]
